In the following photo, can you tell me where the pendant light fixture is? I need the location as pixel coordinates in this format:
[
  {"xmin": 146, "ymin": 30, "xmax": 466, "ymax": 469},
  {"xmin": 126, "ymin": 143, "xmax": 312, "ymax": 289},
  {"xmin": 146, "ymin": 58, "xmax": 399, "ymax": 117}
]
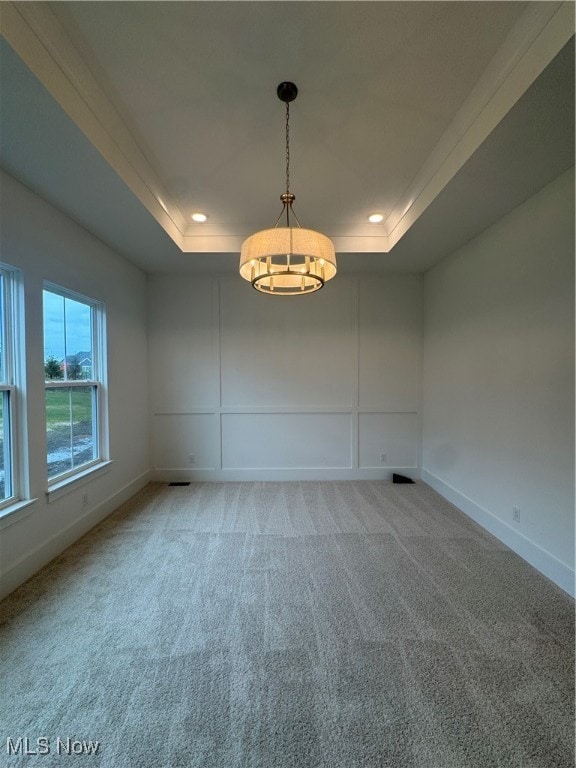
[{"xmin": 239, "ymin": 82, "xmax": 337, "ymax": 295}]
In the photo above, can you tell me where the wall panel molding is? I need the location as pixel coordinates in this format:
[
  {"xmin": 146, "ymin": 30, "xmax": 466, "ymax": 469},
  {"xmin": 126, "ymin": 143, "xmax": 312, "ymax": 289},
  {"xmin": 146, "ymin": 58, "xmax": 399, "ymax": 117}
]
[
  {"xmin": 148, "ymin": 274, "xmax": 423, "ymax": 480},
  {"xmin": 151, "ymin": 468, "xmax": 422, "ymax": 483}
]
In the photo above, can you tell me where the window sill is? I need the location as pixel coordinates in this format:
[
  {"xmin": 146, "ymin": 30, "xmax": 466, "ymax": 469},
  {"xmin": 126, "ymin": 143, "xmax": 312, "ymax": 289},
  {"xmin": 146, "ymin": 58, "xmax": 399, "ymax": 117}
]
[
  {"xmin": 0, "ymin": 498, "xmax": 38, "ymax": 530},
  {"xmin": 46, "ymin": 460, "xmax": 114, "ymax": 504}
]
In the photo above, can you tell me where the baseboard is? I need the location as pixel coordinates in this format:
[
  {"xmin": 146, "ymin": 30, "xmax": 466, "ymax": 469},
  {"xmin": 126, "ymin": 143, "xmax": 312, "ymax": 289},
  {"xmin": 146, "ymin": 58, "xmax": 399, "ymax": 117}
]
[
  {"xmin": 422, "ymin": 468, "xmax": 575, "ymax": 598},
  {"xmin": 151, "ymin": 467, "xmax": 422, "ymax": 482},
  {"xmin": 0, "ymin": 470, "xmax": 151, "ymax": 600}
]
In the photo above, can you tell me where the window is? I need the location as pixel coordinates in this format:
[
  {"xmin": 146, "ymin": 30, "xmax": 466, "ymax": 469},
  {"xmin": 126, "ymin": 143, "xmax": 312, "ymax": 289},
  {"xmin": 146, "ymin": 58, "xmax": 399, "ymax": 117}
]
[
  {"xmin": 43, "ymin": 285, "xmax": 107, "ymax": 484},
  {"xmin": 0, "ymin": 264, "xmax": 22, "ymax": 507}
]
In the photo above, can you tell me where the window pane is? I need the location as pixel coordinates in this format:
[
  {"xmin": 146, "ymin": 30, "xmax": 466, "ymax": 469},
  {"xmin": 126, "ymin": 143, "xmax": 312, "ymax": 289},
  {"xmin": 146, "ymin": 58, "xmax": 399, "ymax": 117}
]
[
  {"xmin": 71, "ymin": 386, "xmax": 96, "ymax": 466},
  {"xmin": 0, "ymin": 391, "xmax": 10, "ymax": 499},
  {"xmin": 0, "ymin": 265, "xmax": 19, "ymax": 505},
  {"xmin": 46, "ymin": 387, "xmax": 72, "ymax": 479},
  {"xmin": 46, "ymin": 385, "xmax": 97, "ymax": 480},
  {"xmin": 0, "ymin": 394, "xmax": 3, "ymax": 496},
  {"xmin": 64, "ymin": 298, "xmax": 92, "ymax": 380},
  {"xmin": 0, "ymin": 274, "xmax": 5, "ymax": 384},
  {"xmin": 43, "ymin": 291, "xmax": 65, "ymax": 381},
  {"xmin": 43, "ymin": 292, "xmax": 94, "ymax": 381}
]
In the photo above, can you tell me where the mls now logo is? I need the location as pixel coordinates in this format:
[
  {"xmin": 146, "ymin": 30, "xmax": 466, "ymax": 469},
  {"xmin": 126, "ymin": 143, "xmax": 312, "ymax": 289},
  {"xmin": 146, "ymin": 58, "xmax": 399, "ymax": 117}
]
[
  {"xmin": 6, "ymin": 738, "xmax": 50, "ymax": 756},
  {"xmin": 6, "ymin": 737, "xmax": 101, "ymax": 756},
  {"xmin": 56, "ymin": 738, "xmax": 101, "ymax": 755}
]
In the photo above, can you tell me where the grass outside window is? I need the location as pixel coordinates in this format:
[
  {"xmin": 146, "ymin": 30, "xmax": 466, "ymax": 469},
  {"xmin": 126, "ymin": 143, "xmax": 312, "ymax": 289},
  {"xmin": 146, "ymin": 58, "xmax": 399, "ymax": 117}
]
[{"xmin": 45, "ymin": 386, "xmax": 97, "ymax": 480}]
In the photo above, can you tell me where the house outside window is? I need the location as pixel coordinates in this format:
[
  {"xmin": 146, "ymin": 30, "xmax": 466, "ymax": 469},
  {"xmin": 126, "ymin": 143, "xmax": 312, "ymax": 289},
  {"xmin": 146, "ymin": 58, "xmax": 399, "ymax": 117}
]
[{"xmin": 43, "ymin": 285, "xmax": 107, "ymax": 484}]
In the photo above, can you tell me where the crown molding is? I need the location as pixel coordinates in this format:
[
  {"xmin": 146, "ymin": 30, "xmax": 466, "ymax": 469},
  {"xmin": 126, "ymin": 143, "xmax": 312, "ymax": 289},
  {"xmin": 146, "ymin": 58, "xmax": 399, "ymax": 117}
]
[
  {"xmin": 179, "ymin": 233, "xmax": 393, "ymax": 254},
  {"xmin": 384, "ymin": 2, "xmax": 575, "ymax": 250},
  {"xmin": 1, "ymin": 1, "xmax": 573, "ymax": 255},
  {"xmin": 0, "ymin": 1, "xmax": 187, "ymax": 248}
]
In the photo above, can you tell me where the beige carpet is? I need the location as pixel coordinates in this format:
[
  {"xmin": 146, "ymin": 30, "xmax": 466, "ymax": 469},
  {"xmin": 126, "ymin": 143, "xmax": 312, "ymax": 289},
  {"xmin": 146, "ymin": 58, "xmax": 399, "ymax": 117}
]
[{"xmin": 1, "ymin": 481, "xmax": 574, "ymax": 767}]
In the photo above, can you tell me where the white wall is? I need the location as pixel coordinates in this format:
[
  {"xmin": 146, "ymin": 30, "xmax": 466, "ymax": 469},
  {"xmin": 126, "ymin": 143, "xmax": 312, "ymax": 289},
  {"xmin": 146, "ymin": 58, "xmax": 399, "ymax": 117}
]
[
  {"xmin": 3, "ymin": 164, "xmax": 572, "ymax": 598},
  {"xmin": 0, "ymin": 172, "xmax": 150, "ymax": 598},
  {"xmin": 148, "ymin": 273, "xmax": 423, "ymax": 481},
  {"xmin": 422, "ymin": 168, "xmax": 575, "ymax": 595}
]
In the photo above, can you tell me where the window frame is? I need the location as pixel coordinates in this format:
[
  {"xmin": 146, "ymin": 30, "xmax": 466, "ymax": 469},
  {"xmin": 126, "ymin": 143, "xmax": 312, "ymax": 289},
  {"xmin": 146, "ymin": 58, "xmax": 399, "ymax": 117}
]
[
  {"xmin": 0, "ymin": 263, "xmax": 24, "ymax": 512},
  {"xmin": 43, "ymin": 283, "xmax": 108, "ymax": 489}
]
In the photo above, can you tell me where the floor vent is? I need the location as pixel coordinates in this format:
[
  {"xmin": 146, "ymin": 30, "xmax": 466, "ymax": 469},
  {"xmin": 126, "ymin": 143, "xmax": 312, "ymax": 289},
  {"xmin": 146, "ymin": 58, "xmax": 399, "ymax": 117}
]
[
  {"xmin": 168, "ymin": 482, "xmax": 191, "ymax": 487},
  {"xmin": 392, "ymin": 474, "xmax": 415, "ymax": 484}
]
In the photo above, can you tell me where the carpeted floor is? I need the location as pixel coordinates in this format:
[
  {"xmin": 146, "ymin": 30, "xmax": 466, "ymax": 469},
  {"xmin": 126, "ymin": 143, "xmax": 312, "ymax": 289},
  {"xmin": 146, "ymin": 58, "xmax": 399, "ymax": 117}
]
[{"xmin": 1, "ymin": 481, "xmax": 574, "ymax": 767}]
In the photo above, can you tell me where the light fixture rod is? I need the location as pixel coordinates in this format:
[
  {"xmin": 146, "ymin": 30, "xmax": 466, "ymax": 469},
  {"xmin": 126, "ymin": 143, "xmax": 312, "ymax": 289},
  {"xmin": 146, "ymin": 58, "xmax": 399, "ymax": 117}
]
[{"xmin": 285, "ymin": 99, "xmax": 291, "ymax": 197}]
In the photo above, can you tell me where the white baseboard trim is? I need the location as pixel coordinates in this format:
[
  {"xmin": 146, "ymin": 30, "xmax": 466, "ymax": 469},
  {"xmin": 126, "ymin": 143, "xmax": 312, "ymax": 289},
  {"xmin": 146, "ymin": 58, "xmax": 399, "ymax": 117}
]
[
  {"xmin": 0, "ymin": 470, "xmax": 151, "ymax": 600},
  {"xmin": 422, "ymin": 468, "xmax": 575, "ymax": 598},
  {"xmin": 151, "ymin": 467, "xmax": 422, "ymax": 483}
]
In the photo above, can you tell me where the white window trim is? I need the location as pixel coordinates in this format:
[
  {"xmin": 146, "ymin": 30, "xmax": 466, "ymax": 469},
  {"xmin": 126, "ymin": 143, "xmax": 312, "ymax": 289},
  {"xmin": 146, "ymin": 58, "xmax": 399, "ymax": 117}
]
[
  {"xmin": 0, "ymin": 263, "xmax": 27, "ymax": 513},
  {"xmin": 0, "ymin": 385, "xmax": 15, "ymax": 503},
  {"xmin": 45, "ymin": 459, "xmax": 113, "ymax": 504},
  {"xmin": 44, "ymin": 283, "xmax": 109, "ymax": 490},
  {"xmin": 0, "ymin": 498, "xmax": 37, "ymax": 530}
]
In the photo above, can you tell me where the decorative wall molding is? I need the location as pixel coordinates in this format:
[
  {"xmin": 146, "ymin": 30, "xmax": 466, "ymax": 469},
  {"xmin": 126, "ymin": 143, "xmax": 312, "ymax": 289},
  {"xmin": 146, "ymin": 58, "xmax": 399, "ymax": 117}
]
[
  {"xmin": 148, "ymin": 274, "xmax": 423, "ymax": 481},
  {"xmin": 151, "ymin": 468, "xmax": 422, "ymax": 484},
  {"xmin": 151, "ymin": 409, "xmax": 420, "ymax": 478}
]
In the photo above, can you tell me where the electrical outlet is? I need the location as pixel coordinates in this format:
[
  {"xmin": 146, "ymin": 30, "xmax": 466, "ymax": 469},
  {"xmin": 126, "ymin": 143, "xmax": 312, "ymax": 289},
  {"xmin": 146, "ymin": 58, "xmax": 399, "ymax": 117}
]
[
  {"xmin": 380, "ymin": 453, "xmax": 387, "ymax": 463},
  {"xmin": 82, "ymin": 493, "xmax": 89, "ymax": 509},
  {"xmin": 512, "ymin": 507, "xmax": 521, "ymax": 523},
  {"xmin": 188, "ymin": 454, "xmax": 196, "ymax": 465}
]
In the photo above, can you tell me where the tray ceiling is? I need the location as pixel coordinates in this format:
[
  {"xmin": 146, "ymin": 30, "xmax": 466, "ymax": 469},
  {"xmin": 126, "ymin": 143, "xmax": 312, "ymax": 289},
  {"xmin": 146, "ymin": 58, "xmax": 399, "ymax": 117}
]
[{"xmin": 0, "ymin": 2, "xmax": 574, "ymax": 273}]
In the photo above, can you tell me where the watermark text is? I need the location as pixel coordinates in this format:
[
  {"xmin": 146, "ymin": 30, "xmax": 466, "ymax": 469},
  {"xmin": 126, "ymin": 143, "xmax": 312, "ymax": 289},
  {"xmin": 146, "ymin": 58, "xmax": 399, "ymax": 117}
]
[{"xmin": 6, "ymin": 737, "xmax": 101, "ymax": 756}]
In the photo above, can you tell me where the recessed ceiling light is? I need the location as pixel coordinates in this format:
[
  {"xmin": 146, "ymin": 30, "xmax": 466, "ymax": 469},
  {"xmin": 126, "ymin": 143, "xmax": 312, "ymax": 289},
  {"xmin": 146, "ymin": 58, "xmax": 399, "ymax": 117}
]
[
  {"xmin": 368, "ymin": 213, "xmax": 384, "ymax": 223},
  {"xmin": 191, "ymin": 212, "xmax": 207, "ymax": 222}
]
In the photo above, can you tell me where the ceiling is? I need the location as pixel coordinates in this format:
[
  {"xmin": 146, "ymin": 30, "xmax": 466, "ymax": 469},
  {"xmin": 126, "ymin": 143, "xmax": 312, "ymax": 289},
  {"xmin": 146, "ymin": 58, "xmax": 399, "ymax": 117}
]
[{"xmin": 0, "ymin": 1, "xmax": 574, "ymax": 274}]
